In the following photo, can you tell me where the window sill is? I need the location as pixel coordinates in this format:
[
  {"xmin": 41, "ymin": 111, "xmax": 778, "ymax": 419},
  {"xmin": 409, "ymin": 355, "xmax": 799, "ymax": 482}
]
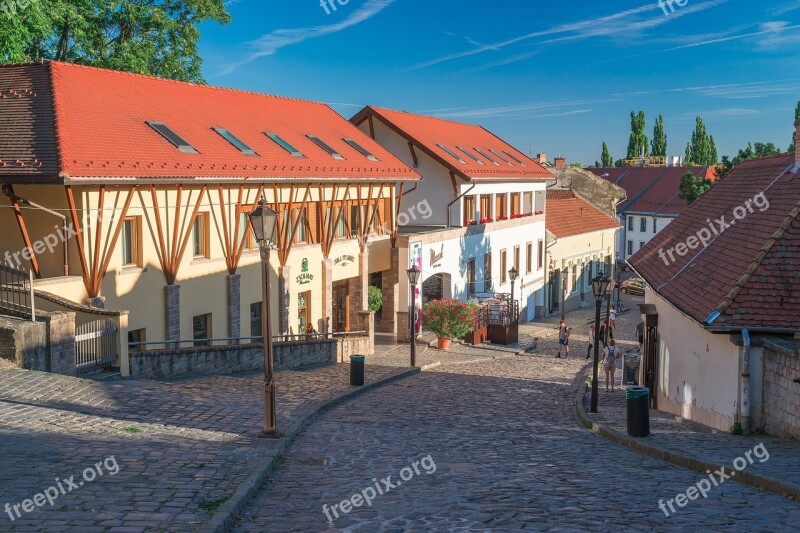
[
  {"xmin": 190, "ymin": 256, "xmax": 223, "ymax": 266},
  {"xmin": 119, "ymin": 266, "xmax": 146, "ymax": 275}
]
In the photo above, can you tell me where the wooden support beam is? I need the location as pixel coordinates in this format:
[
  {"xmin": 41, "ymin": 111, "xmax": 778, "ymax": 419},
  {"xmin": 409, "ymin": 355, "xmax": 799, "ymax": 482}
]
[
  {"xmin": 217, "ymin": 185, "xmax": 232, "ymax": 270},
  {"xmin": 408, "ymin": 142, "xmax": 418, "ymax": 167},
  {"xmin": 449, "ymin": 171, "xmax": 459, "ymax": 193},
  {"xmin": 91, "ymin": 186, "xmax": 106, "ymax": 292},
  {"xmin": 94, "ymin": 187, "xmax": 135, "ymax": 296},
  {"xmin": 173, "ymin": 186, "xmax": 208, "ymax": 284},
  {"xmin": 169, "ymin": 185, "xmax": 183, "ymax": 275},
  {"xmin": 368, "ymin": 115, "xmax": 375, "ymax": 139},
  {"xmin": 149, "ymin": 186, "xmax": 170, "ymax": 276},
  {"xmin": 282, "ymin": 185, "xmax": 311, "ymax": 264},
  {"xmin": 65, "ymin": 186, "xmax": 91, "ymax": 294},
  {"xmin": 7, "ymin": 185, "xmax": 40, "ymax": 278}
]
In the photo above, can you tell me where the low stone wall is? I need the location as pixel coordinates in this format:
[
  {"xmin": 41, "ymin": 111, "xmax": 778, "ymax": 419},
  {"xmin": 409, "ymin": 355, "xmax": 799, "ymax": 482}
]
[
  {"xmin": 128, "ymin": 339, "xmax": 338, "ymax": 380},
  {"xmin": 0, "ymin": 315, "xmax": 47, "ymax": 370},
  {"xmin": 762, "ymin": 339, "xmax": 800, "ymax": 440},
  {"xmin": 337, "ymin": 336, "xmax": 372, "ymax": 363}
]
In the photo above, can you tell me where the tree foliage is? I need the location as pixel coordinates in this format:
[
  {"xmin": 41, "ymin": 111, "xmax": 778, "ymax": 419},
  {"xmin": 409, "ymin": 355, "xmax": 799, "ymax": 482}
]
[
  {"xmin": 600, "ymin": 142, "xmax": 613, "ymax": 167},
  {"xmin": 627, "ymin": 110, "xmax": 649, "ymax": 159},
  {"xmin": 789, "ymin": 100, "xmax": 800, "ymax": 153},
  {"xmin": 368, "ymin": 286, "xmax": 383, "ymax": 313},
  {"xmin": 678, "ymin": 172, "xmax": 712, "ymax": 205},
  {"xmin": 717, "ymin": 141, "xmax": 782, "ymax": 180},
  {"xmin": 685, "ymin": 117, "xmax": 718, "ymax": 165},
  {"xmin": 0, "ymin": 0, "xmax": 230, "ymax": 82},
  {"xmin": 651, "ymin": 114, "xmax": 667, "ymax": 156}
]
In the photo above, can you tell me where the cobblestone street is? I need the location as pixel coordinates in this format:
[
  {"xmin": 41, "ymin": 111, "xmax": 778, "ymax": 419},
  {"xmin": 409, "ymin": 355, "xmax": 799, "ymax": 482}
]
[{"xmin": 233, "ymin": 356, "xmax": 799, "ymax": 532}]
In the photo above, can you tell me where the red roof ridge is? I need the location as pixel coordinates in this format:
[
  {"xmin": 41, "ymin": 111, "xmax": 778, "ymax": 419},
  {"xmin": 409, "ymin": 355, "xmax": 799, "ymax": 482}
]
[
  {"xmin": 366, "ymin": 105, "xmax": 488, "ymax": 130},
  {"xmin": 41, "ymin": 60, "xmax": 326, "ymax": 106},
  {"xmin": 47, "ymin": 61, "xmax": 69, "ymax": 174}
]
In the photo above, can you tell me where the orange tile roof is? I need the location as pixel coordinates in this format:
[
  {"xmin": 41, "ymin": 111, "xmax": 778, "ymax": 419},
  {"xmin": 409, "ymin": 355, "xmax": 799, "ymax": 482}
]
[
  {"xmin": 546, "ymin": 190, "xmax": 620, "ymax": 238},
  {"xmin": 0, "ymin": 61, "xmax": 419, "ymax": 183},
  {"xmin": 351, "ymin": 106, "xmax": 553, "ymax": 181}
]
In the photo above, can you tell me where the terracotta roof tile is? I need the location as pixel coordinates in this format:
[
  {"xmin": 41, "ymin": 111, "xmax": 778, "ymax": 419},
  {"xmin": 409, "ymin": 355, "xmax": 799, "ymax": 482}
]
[
  {"xmin": 546, "ymin": 192, "xmax": 620, "ymax": 239},
  {"xmin": 351, "ymin": 106, "xmax": 553, "ymax": 181},
  {"xmin": 0, "ymin": 61, "xmax": 419, "ymax": 183},
  {"xmin": 628, "ymin": 154, "xmax": 800, "ymax": 329}
]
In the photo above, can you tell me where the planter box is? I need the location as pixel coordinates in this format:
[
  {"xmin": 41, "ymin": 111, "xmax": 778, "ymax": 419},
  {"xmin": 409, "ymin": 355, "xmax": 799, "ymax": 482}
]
[{"xmin": 463, "ymin": 325, "xmax": 488, "ymax": 345}]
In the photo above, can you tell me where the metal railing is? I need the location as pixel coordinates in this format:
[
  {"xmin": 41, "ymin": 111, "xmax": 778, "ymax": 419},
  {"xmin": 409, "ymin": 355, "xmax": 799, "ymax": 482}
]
[
  {"xmin": 128, "ymin": 331, "xmax": 369, "ymax": 351},
  {"xmin": 0, "ymin": 264, "xmax": 35, "ymax": 321},
  {"xmin": 75, "ymin": 319, "xmax": 119, "ymax": 373}
]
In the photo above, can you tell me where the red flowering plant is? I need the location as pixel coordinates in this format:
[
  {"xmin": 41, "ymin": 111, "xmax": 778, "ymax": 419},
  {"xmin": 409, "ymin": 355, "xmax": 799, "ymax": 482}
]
[
  {"xmin": 421, "ymin": 298, "xmax": 479, "ymax": 340},
  {"xmin": 479, "ymin": 217, "xmax": 494, "ymax": 224},
  {"xmin": 496, "ymin": 215, "xmax": 508, "ymax": 221}
]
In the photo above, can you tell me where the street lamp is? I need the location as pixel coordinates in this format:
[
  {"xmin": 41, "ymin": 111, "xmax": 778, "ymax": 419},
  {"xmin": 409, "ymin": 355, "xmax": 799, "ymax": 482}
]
[
  {"xmin": 406, "ymin": 265, "xmax": 421, "ymax": 368},
  {"xmin": 508, "ymin": 266, "xmax": 519, "ymax": 305},
  {"xmin": 248, "ymin": 197, "xmax": 279, "ymax": 437},
  {"xmin": 590, "ymin": 273, "xmax": 611, "ymax": 413}
]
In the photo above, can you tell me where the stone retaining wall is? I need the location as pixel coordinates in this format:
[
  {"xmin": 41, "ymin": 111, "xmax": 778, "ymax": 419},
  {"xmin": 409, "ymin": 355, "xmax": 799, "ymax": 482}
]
[{"xmin": 762, "ymin": 339, "xmax": 800, "ymax": 440}]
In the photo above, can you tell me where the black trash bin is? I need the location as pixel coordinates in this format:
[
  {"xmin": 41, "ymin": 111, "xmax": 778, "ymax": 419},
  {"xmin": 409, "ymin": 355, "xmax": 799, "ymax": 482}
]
[
  {"xmin": 626, "ymin": 386, "xmax": 650, "ymax": 437},
  {"xmin": 350, "ymin": 355, "xmax": 365, "ymax": 386}
]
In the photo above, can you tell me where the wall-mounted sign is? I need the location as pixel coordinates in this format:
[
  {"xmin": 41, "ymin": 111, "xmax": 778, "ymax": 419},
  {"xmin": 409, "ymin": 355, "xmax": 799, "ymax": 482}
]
[
  {"xmin": 334, "ymin": 254, "xmax": 355, "ymax": 267},
  {"xmin": 296, "ymin": 258, "xmax": 314, "ymax": 285},
  {"xmin": 429, "ymin": 244, "xmax": 444, "ymax": 268}
]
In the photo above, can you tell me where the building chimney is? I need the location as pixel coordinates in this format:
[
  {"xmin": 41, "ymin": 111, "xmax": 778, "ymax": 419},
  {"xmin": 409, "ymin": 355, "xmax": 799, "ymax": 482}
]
[
  {"xmin": 794, "ymin": 120, "xmax": 800, "ymax": 172},
  {"xmin": 536, "ymin": 152, "xmax": 547, "ymax": 165},
  {"xmin": 555, "ymin": 155, "xmax": 566, "ymax": 171}
]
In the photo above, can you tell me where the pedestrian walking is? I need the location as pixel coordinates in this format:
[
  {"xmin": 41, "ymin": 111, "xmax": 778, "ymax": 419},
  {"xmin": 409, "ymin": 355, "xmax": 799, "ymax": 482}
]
[
  {"xmin": 602, "ymin": 340, "xmax": 619, "ymax": 392},
  {"xmin": 557, "ymin": 320, "xmax": 571, "ymax": 358},
  {"xmin": 587, "ymin": 325, "xmax": 596, "ymax": 360},
  {"xmin": 598, "ymin": 322, "xmax": 608, "ymax": 348},
  {"xmin": 609, "ymin": 305, "xmax": 617, "ymax": 334},
  {"xmin": 636, "ymin": 321, "xmax": 644, "ymax": 353}
]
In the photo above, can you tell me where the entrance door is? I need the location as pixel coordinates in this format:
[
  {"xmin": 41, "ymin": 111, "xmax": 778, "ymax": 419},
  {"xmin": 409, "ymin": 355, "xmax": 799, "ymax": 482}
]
[
  {"xmin": 466, "ymin": 259, "xmax": 476, "ymax": 298},
  {"xmin": 332, "ymin": 281, "xmax": 350, "ymax": 332}
]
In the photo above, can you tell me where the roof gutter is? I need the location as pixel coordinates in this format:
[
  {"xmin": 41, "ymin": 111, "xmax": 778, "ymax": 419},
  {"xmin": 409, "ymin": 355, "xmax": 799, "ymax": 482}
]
[
  {"xmin": 447, "ymin": 184, "xmax": 476, "ymax": 228},
  {"xmin": 61, "ymin": 175, "xmax": 421, "ymax": 185}
]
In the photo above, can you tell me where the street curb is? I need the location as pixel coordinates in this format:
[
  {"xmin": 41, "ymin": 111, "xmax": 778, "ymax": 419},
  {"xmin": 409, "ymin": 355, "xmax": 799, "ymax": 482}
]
[
  {"xmin": 203, "ymin": 366, "xmax": 421, "ymax": 533},
  {"xmin": 573, "ymin": 368, "xmax": 800, "ymax": 503}
]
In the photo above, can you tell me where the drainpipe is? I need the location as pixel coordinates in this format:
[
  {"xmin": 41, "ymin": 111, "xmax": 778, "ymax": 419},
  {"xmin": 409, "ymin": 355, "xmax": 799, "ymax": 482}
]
[
  {"xmin": 446, "ymin": 184, "xmax": 476, "ymax": 228},
  {"xmin": 2, "ymin": 185, "xmax": 69, "ymax": 276},
  {"xmin": 740, "ymin": 328, "xmax": 751, "ymax": 435}
]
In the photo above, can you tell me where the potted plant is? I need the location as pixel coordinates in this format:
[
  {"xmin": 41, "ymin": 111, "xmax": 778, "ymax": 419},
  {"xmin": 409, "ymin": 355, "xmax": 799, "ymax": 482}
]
[{"xmin": 421, "ymin": 298, "xmax": 479, "ymax": 350}]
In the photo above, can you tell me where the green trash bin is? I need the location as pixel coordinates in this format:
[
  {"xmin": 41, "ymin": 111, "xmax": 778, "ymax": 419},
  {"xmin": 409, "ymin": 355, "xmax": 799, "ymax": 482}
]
[
  {"xmin": 626, "ymin": 386, "xmax": 650, "ymax": 437},
  {"xmin": 350, "ymin": 355, "xmax": 365, "ymax": 386}
]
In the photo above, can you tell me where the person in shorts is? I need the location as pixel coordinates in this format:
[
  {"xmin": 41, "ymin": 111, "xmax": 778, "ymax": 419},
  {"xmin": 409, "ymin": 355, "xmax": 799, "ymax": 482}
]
[
  {"xmin": 602, "ymin": 340, "xmax": 619, "ymax": 391},
  {"xmin": 557, "ymin": 321, "xmax": 571, "ymax": 358},
  {"xmin": 587, "ymin": 324, "xmax": 596, "ymax": 360}
]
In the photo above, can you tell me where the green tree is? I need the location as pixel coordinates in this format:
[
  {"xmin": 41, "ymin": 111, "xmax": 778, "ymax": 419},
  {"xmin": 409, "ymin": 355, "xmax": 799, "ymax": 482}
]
[
  {"xmin": 0, "ymin": 0, "xmax": 230, "ymax": 82},
  {"xmin": 368, "ymin": 286, "xmax": 383, "ymax": 313},
  {"xmin": 717, "ymin": 142, "xmax": 782, "ymax": 180},
  {"xmin": 600, "ymin": 142, "xmax": 613, "ymax": 167},
  {"xmin": 789, "ymin": 100, "xmax": 800, "ymax": 153},
  {"xmin": 686, "ymin": 116, "xmax": 717, "ymax": 165},
  {"xmin": 627, "ymin": 110, "xmax": 649, "ymax": 159},
  {"xmin": 651, "ymin": 114, "xmax": 667, "ymax": 156},
  {"xmin": 678, "ymin": 172, "xmax": 712, "ymax": 205}
]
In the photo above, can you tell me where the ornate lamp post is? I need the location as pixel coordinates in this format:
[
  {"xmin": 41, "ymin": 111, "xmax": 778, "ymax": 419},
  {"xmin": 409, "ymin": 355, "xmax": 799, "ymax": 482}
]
[
  {"xmin": 508, "ymin": 266, "xmax": 519, "ymax": 305},
  {"xmin": 591, "ymin": 273, "xmax": 611, "ymax": 413},
  {"xmin": 406, "ymin": 266, "xmax": 421, "ymax": 368},
  {"xmin": 248, "ymin": 197, "xmax": 279, "ymax": 437}
]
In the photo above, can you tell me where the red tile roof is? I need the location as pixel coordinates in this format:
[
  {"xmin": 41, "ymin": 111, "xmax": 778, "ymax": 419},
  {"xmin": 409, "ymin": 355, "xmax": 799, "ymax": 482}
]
[
  {"xmin": 0, "ymin": 61, "xmax": 419, "ymax": 183},
  {"xmin": 546, "ymin": 189, "xmax": 620, "ymax": 239},
  {"xmin": 351, "ymin": 106, "xmax": 553, "ymax": 181},
  {"xmin": 592, "ymin": 166, "xmax": 717, "ymax": 217},
  {"xmin": 629, "ymin": 154, "xmax": 800, "ymax": 329}
]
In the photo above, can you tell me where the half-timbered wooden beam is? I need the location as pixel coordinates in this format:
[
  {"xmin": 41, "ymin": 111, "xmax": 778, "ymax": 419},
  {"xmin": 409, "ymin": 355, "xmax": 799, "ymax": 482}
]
[
  {"xmin": 7, "ymin": 185, "xmax": 40, "ymax": 278},
  {"xmin": 408, "ymin": 142, "xmax": 418, "ymax": 167},
  {"xmin": 65, "ymin": 186, "xmax": 91, "ymax": 294},
  {"xmin": 94, "ymin": 187, "xmax": 135, "ymax": 296},
  {"xmin": 173, "ymin": 186, "xmax": 208, "ymax": 284},
  {"xmin": 91, "ymin": 186, "xmax": 106, "ymax": 292}
]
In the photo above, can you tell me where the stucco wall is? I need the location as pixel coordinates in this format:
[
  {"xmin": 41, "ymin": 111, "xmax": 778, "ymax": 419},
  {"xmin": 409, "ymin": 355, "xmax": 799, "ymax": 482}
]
[{"xmin": 646, "ymin": 290, "xmax": 741, "ymax": 431}]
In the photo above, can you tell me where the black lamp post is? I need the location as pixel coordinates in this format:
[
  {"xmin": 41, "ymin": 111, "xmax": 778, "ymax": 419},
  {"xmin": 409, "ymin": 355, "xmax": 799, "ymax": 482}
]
[
  {"xmin": 248, "ymin": 197, "xmax": 279, "ymax": 437},
  {"xmin": 508, "ymin": 266, "xmax": 519, "ymax": 305},
  {"xmin": 406, "ymin": 265, "xmax": 421, "ymax": 368},
  {"xmin": 591, "ymin": 273, "xmax": 611, "ymax": 413}
]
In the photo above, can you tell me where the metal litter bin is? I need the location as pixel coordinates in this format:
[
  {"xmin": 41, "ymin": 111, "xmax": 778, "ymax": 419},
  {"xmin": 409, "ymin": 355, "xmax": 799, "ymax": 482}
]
[
  {"xmin": 350, "ymin": 355, "xmax": 365, "ymax": 386},
  {"xmin": 626, "ymin": 386, "xmax": 650, "ymax": 437}
]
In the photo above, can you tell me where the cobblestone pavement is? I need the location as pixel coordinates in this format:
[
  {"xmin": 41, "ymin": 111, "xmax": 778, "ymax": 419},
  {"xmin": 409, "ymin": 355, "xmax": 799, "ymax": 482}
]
[
  {"xmin": 583, "ymin": 377, "xmax": 800, "ymax": 495},
  {"xmin": 0, "ymin": 362, "xmax": 410, "ymax": 531},
  {"xmin": 233, "ymin": 356, "xmax": 799, "ymax": 532}
]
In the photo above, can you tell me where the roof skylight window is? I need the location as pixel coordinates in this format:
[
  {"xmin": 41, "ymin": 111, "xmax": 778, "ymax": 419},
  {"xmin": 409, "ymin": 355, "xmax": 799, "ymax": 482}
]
[
  {"xmin": 437, "ymin": 144, "xmax": 466, "ymax": 163},
  {"xmin": 266, "ymin": 133, "xmax": 304, "ymax": 157},
  {"xmin": 503, "ymin": 150, "xmax": 526, "ymax": 166},
  {"xmin": 213, "ymin": 127, "xmax": 257, "ymax": 156},
  {"xmin": 474, "ymin": 148, "xmax": 499, "ymax": 165},
  {"xmin": 146, "ymin": 121, "xmax": 198, "ymax": 153},
  {"xmin": 489, "ymin": 149, "xmax": 513, "ymax": 165},
  {"xmin": 456, "ymin": 146, "xmax": 484, "ymax": 164},
  {"xmin": 343, "ymin": 138, "xmax": 379, "ymax": 161},
  {"xmin": 308, "ymin": 135, "xmax": 345, "ymax": 160}
]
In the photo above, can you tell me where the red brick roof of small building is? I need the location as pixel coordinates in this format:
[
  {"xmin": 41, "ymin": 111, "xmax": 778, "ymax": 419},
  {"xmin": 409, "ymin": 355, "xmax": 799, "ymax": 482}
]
[
  {"xmin": 0, "ymin": 61, "xmax": 419, "ymax": 183},
  {"xmin": 592, "ymin": 166, "xmax": 717, "ymax": 217},
  {"xmin": 629, "ymin": 154, "xmax": 800, "ymax": 330},
  {"xmin": 546, "ymin": 189, "xmax": 620, "ymax": 239},
  {"xmin": 351, "ymin": 106, "xmax": 553, "ymax": 181}
]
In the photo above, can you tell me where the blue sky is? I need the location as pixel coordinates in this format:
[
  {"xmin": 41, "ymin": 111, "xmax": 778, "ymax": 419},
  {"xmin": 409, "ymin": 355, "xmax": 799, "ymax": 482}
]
[{"xmin": 200, "ymin": 0, "xmax": 800, "ymax": 165}]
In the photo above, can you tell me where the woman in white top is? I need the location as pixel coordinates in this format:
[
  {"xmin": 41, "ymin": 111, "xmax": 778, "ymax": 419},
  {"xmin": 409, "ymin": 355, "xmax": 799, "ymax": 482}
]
[
  {"xmin": 609, "ymin": 306, "xmax": 617, "ymax": 334},
  {"xmin": 602, "ymin": 340, "xmax": 619, "ymax": 392}
]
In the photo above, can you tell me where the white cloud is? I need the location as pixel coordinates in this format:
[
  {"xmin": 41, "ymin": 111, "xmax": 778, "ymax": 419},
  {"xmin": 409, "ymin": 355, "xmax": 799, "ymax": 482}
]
[{"xmin": 219, "ymin": 0, "xmax": 395, "ymax": 75}]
